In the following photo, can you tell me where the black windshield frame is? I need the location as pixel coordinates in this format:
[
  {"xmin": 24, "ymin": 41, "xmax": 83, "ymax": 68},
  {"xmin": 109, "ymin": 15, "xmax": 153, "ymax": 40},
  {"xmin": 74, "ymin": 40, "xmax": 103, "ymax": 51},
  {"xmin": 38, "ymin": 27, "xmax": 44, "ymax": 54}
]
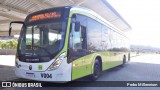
[
  {"xmin": 17, "ymin": 7, "xmax": 70, "ymax": 63},
  {"xmin": 17, "ymin": 21, "xmax": 67, "ymax": 63}
]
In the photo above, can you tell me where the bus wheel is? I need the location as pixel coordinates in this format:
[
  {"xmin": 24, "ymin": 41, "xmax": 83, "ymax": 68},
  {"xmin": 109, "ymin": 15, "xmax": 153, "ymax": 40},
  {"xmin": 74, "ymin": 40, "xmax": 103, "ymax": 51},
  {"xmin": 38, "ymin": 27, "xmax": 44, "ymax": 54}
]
[
  {"xmin": 89, "ymin": 59, "xmax": 101, "ymax": 81},
  {"xmin": 122, "ymin": 55, "xmax": 126, "ymax": 67}
]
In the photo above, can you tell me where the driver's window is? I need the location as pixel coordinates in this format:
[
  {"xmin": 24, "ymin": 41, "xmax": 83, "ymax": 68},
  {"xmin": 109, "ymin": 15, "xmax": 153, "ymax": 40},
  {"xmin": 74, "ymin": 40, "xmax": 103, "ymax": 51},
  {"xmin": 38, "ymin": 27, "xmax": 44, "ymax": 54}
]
[
  {"xmin": 72, "ymin": 26, "xmax": 82, "ymax": 50},
  {"xmin": 33, "ymin": 26, "xmax": 40, "ymax": 46},
  {"xmin": 25, "ymin": 27, "xmax": 32, "ymax": 50},
  {"xmin": 26, "ymin": 27, "xmax": 32, "ymax": 46},
  {"xmin": 68, "ymin": 14, "xmax": 87, "ymax": 62}
]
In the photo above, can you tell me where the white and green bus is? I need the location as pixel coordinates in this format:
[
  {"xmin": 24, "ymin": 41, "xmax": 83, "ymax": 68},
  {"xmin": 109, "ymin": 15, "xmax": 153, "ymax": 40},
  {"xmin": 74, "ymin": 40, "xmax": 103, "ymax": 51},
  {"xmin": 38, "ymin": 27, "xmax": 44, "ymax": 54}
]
[{"xmin": 9, "ymin": 6, "xmax": 130, "ymax": 82}]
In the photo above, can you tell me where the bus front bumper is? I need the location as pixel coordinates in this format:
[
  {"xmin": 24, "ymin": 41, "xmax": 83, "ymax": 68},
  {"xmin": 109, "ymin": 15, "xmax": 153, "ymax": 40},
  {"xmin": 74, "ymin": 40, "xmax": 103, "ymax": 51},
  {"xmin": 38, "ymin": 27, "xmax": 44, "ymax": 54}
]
[{"xmin": 15, "ymin": 67, "xmax": 71, "ymax": 82}]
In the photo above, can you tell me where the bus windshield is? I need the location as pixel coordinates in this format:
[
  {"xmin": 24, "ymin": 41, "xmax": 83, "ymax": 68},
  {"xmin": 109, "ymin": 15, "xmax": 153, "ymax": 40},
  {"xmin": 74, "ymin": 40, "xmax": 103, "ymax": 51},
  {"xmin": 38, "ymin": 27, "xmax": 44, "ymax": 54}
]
[{"xmin": 18, "ymin": 21, "xmax": 65, "ymax": 62}]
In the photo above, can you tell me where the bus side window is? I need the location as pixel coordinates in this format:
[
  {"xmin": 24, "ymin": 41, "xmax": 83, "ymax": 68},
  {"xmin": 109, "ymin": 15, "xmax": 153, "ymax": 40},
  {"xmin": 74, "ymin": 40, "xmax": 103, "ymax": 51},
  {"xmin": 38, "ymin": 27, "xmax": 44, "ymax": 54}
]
[
  {"xmin": 80, "ymin": 26, "xmax": 87, "ymax": 49},
  {"xmin": 68, "ymin": 22, "xmax": 81, "ymax": 61},
  {"xmin": 68, "ymin": 14, "xmax": 88, "ymax": 62},
  {"xmin": 73, "ymin": 27, "xmax": 82, "ymax": 50},
  {"xmin": 72, "ymin": 25, "xmax": 87, "ymax": 50}
]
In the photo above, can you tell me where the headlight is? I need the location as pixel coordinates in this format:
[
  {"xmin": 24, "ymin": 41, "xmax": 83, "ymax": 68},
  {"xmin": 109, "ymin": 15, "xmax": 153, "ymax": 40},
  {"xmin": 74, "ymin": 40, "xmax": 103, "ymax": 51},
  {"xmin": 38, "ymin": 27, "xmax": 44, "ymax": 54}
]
[{"xmin": 47, "ymin": 53, "xmax": 65, "ymax": 70}]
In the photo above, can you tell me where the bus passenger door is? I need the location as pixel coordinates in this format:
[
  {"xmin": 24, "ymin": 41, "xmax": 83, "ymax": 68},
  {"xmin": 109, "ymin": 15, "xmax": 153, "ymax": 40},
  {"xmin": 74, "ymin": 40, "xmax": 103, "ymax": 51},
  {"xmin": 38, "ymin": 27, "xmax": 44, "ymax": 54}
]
[
  {"xmin": 68, "ymin": 21, "xmax": 88, "ymax": 80},
  {"xmin": 80, "ymin": 26, "xmax": 92, "ymax": 76}
]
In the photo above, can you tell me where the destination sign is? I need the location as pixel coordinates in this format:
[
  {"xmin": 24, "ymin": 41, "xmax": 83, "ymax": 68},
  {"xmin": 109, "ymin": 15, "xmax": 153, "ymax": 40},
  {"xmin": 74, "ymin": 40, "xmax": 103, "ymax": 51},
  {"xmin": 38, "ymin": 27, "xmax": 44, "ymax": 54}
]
[{"xmin": 29, "ymin": 11, "xmax": 61, "ymax": 22}]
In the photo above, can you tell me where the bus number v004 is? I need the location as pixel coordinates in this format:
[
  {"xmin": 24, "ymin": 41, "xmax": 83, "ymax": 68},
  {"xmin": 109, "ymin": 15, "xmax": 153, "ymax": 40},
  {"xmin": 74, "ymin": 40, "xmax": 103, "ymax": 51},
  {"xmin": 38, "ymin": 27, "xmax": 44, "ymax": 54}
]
[{"xmin": 41, "ymin": 73, "xmax": 52, "ymax": 78}]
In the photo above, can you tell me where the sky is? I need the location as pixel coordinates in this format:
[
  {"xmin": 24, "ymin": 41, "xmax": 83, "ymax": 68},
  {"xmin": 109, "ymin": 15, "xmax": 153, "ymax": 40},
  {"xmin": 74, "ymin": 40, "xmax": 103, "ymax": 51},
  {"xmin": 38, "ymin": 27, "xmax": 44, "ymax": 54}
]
[{"xmin": 107, "ymin": 0, "xmax": 160, "ymax": 48}]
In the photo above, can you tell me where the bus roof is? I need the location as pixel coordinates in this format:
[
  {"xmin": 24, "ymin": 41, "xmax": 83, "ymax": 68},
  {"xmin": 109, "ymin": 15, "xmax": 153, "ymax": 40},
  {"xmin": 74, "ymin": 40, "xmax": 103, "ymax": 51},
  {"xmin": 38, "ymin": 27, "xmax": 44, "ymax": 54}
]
[{"xmin": 70, "ymin": 6, "xmax": 128, "ymax": 37}]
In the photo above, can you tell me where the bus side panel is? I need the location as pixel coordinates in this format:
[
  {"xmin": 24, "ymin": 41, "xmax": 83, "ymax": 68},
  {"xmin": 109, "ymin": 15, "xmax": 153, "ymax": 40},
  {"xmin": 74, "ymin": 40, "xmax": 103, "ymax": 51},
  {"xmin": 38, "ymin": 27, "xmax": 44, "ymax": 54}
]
[
  {"xmin": 72, "ymin": 53, "xmax": 95, "ymax": 80},
  {"xmin": 99, "ymin": 52, "xmax": 121, "ymax": 71},
  {"xmin": 71, "ymin": 51, "xmax": 129, "ymax": 80},
  {"xmin": 102, "ymin": 52, "xmax": 129, "ymax": 71}
]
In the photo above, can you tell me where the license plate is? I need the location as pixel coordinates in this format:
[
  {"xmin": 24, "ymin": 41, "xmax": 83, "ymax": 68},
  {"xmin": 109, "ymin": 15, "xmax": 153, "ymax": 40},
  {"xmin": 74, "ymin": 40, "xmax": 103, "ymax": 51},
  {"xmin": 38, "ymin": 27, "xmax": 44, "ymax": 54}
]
[{"xmin": 26, "ymin": 72, "xmax": 35, "ymax": 78}]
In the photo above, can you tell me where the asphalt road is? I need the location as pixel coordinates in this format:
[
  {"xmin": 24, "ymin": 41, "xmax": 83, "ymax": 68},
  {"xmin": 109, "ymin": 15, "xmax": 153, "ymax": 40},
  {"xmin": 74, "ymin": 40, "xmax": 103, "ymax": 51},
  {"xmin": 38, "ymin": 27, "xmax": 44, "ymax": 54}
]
[{"xmin": 2, "ymin": 54, "xmax": 160, "ymax": 90}]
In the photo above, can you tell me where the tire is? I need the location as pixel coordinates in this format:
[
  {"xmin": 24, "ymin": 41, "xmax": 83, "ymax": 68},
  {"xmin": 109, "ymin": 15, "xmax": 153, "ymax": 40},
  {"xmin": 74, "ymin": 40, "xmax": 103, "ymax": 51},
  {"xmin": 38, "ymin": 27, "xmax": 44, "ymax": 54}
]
[
  {"xmin": 89, "ymin": 59, "xmax": 101, "ymax": 81},
  {"xmin": 122, "ymin": 55, "xmax": 126, "ymax": 67}
]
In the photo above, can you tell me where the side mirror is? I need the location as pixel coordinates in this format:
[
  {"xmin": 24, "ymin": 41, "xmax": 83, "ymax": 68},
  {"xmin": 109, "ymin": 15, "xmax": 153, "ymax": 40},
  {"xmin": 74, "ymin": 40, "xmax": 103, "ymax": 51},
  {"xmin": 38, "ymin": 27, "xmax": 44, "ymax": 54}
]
[
  {"xmin": 75, "ymin": 22, "xmax": 80, "ymax": 32},
  {"xmin": 8, "ymin": 21, "xmax": 25, "ymax": 36}
]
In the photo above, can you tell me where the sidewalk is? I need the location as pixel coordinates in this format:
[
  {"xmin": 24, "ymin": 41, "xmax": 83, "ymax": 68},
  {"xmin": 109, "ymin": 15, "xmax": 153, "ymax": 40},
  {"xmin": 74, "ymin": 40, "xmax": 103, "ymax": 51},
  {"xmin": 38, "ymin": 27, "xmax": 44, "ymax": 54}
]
[
  {"xmin": 0, "ymin": 65, "xmax": 18, "ymax": 81},
  {"xmin": 0, "ymin": 55, "xmax": 15, "ymax": 66},
  {"xmin": 0, "ymin": 55, "xmax": 19, "ymax": 81}
]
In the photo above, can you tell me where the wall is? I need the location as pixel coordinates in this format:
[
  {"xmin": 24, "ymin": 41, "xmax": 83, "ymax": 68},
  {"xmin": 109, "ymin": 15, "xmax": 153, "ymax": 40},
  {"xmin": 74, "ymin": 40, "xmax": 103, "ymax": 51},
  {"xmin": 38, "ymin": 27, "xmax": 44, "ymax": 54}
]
[{"xmin": 0, "ymin": 49, "xmax": 16, "ymax": 55}]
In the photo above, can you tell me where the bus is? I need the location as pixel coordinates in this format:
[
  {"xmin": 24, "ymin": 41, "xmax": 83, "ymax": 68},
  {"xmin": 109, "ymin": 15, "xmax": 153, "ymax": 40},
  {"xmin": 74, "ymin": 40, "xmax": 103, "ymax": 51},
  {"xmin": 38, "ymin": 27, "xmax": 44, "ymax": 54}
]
[{"xmin": 9, "ymin": 6, "xmax": 130, "ymax": 82}]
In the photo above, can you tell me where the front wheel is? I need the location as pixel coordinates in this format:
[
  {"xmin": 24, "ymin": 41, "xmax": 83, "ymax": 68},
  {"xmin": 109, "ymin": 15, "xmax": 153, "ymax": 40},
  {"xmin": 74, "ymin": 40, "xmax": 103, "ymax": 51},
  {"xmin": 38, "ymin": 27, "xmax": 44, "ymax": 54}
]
[{"xmin": 89, "ymin": 59, "xmax": 101, "ymax": 81}]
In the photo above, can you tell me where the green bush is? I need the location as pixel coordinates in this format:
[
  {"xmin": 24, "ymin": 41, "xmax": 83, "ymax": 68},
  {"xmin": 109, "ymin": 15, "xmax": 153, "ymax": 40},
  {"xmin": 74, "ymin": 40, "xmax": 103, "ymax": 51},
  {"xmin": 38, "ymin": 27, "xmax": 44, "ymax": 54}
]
[
  {"xmin": 0, "ymin": 40, "xmax": 18, "ymax": 49},
  {"xmin": 0, "ymin": 41, "xmax": 7, "ymax": 49}
]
